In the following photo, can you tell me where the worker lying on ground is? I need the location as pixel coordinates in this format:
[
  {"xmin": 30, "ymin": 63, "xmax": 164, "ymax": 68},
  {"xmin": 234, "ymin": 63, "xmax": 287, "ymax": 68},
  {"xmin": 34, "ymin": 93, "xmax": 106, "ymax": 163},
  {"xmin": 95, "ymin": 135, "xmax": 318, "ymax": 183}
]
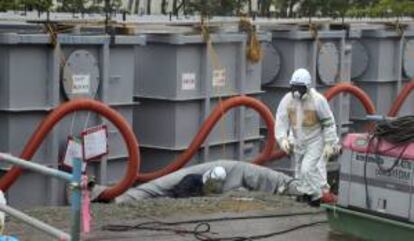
[
  {"xmin": 90, "ymin": 160, "xmax": 309, "ymax": 205},
  {"xmin": 275, "ymin": 68, "xmax": 340, "ymax": 206},
  {"xmin": 167, "ymin": 166, "xmax": 227, "ymax": 198}
]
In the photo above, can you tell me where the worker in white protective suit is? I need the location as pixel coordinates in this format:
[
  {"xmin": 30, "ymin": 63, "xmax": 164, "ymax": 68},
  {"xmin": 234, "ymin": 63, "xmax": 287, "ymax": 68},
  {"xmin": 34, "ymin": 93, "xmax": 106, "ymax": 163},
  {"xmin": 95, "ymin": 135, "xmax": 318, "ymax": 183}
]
[{"xmin": 275, "ymin": 68, "xmax": 340, "ymax": 206}]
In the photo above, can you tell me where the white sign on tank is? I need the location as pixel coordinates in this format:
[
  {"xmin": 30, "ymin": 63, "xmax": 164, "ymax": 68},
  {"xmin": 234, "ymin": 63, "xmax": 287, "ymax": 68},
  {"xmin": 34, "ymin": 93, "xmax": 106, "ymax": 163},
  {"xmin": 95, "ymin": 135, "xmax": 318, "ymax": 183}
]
[{"xmin": 71, "ymin": 74, "xmax": 91, "ymax": 94}]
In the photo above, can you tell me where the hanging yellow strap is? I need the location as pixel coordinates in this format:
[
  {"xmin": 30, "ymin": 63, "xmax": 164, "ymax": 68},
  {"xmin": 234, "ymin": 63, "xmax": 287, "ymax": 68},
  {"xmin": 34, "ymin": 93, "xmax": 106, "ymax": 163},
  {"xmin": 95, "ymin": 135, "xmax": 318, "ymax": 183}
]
[
  {"xmin": 239, "ymin": 17, "xmax": 262, "ymax": 63},
  {"xmin": 201, "ymin": 20, "xmax": 228, "ymax": 159}
]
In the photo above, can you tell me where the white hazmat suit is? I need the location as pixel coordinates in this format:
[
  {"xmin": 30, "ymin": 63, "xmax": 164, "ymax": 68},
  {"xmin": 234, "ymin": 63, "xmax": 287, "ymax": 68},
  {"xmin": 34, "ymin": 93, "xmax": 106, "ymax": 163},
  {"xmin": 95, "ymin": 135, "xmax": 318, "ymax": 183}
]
[{"xmin": 275, "ymin": 68, "xmax": 340, "ymax": 201}]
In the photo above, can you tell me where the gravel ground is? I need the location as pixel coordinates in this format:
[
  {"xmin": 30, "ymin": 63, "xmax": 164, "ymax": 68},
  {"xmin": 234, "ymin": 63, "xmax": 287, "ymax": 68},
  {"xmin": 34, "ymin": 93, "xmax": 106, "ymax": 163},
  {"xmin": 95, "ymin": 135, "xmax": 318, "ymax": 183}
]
[{"xmin": 3, "ymin": 191, "xmax": 362, "ymax": 241}]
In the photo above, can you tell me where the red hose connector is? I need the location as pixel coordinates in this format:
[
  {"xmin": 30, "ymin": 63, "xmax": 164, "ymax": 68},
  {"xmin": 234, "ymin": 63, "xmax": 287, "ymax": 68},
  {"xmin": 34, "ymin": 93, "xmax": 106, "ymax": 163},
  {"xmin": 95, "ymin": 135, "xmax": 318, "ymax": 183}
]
[
  {"xmin": 0, "ymin": 99, "xmax": 140, "ymax": 202},
  {"xmin": 136, "ymin": 95, "xmax": 276, "ymax": 182}
]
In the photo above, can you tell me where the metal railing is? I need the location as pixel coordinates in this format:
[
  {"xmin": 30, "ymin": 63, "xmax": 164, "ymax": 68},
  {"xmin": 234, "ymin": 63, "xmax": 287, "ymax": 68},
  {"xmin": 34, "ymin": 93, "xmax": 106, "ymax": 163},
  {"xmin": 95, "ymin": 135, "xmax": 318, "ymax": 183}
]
[{"xmin": 0, "ymin": 152, "xmax": 83, "ymax": 241}]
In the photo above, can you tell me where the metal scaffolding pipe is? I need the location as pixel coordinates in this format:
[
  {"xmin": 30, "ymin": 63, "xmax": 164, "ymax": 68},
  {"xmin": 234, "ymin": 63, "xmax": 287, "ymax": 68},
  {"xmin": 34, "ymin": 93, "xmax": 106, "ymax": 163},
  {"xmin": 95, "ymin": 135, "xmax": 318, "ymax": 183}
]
[
  {"xmin": 70, "ymin": 158, "xmax": 82, "ymax": 241},
  {"xmin": 0, "ymin": 153, "xmax": 72, "ymax": 182},
  {"xmin": 0, "ymin": 204, "xmax": 70, "ymax": 241},
  {"xmin": 0, "ymin": 153, "xmax": 82, "ymax": 241}
]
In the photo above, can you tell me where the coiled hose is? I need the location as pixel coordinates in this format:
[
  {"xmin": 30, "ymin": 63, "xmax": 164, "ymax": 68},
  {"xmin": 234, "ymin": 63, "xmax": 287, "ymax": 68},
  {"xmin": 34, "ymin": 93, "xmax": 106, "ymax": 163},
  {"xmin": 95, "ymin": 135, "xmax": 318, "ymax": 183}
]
[
  {"xmin": 372, "ymin": 115, "xmax": 414, "ymax": 145},
  {"xmin": 0, "ymin": 99, "xmax": 140, "ymax": 202}
]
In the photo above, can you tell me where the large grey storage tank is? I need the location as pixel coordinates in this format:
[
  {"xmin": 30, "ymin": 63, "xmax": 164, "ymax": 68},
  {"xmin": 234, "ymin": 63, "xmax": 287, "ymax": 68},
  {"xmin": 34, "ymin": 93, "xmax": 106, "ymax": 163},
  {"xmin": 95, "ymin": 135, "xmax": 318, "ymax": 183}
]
[
  {"xmin": 140, "ymin": 138, "xmax": 263, "ymax": 173},
  {"xmin": 133, "ymin": 97, "xmax": 261, "ymax": 149},
  {"xmin": 349, "ymin": 25, "xmax": 414, "ymax": 123},
  {"xmin": 260, "ymin": 26, "xmax": 348, "ymax": 87},
  {"xmin": 0, "ymin": 34, "xmax": 145, "ymax": 109},
  {"xmin": 0, "ymin": 31, "xmax": 146, "ymax": 207},
  {"xmin": 135, "ymin": 31, "xmax": 269, "ymax": 100},
  {"xmin": 0, "ymin": 111, "xmax": 50, "ymax": 165},
  {"xmin": 349, "ymin": 25, "xmax": 414, "ymax": 82},
  {"xmin": 133, "ymin": 28, "xmax": 267, "ymax": 172}
]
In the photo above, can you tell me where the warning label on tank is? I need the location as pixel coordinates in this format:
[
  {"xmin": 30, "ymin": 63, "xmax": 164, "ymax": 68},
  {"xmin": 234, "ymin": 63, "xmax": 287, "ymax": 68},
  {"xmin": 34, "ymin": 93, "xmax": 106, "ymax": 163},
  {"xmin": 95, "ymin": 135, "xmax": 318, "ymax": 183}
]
[
  {"xmin": 182, "ymin": 73, "xmax": 196, "ymax": 90},
  {"xmin": 213, "ymin": 68, "xmax": 226, "ymax": 87},
  {"xmin": 72, "ymin": 74, "xmax": 90, "ymax": 94}
]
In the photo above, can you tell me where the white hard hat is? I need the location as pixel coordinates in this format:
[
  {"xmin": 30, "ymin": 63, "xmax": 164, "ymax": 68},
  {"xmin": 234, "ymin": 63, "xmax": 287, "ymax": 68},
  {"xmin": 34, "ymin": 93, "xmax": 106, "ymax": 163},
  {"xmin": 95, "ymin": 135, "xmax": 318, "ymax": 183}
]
[
  {"xmin": 290, "ymin": 68, "xmax": 312, "ymax": 87},
  {"xmin": 202, "ymin": 166, "xmax": 227, "ymax": 183}
]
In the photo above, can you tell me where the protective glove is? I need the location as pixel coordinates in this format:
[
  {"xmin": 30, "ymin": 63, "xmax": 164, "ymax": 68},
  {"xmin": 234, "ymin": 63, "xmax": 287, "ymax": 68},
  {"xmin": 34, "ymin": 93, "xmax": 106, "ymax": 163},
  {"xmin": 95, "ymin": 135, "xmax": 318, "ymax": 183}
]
[
  {"xmin": 280, "ymin": 138, "xmax": 293, "ymax": 154},
  {"xmin": 322, "ymin": 143, "xmax": 341, "ymax": 160}
]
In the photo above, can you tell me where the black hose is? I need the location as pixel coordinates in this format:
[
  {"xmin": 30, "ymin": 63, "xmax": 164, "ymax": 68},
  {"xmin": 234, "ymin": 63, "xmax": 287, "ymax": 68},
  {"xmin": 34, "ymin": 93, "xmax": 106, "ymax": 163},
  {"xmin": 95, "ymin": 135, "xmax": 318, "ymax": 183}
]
[
  {"xmin": 102, "ymin": 211, "xmax": 327, "ymax": 241},
  {"xmin": 372, "ymin": 115, "xmax": 414, "ymax": 144},
  {"xmin": 102, "ymin": 210, "xmax": 325, "ymax": 231}
]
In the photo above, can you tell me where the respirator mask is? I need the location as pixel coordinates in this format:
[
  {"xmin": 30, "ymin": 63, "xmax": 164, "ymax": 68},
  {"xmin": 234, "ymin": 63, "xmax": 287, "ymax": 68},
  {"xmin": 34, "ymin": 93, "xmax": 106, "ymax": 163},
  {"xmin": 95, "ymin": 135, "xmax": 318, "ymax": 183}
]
[{"xmin": 290, "ymin": 84, "xmax": 308, "ymax": 99}]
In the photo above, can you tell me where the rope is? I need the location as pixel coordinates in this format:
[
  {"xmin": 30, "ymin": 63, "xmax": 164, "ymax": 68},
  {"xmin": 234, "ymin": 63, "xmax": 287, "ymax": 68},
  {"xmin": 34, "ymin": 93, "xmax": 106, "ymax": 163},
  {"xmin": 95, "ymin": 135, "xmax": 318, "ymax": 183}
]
[
  {"xmin": 310, "ymin": 23, "xmax": 321, "ymax": 83},
  {"xmin": 45, "ymin": 23, "xmax": 99, "ymax": 167},
  {"xmin": 239, "ymin": 17, "xmax": 262, "ymax": 63},
  {"xmin": 69, "ymin": 111, "xmax": 77, "ymax": 136},
  {"xmin": 45, "ymin": 23, "xmax": 58, "ymax": 48},
  {"xmin": 45, "ymin": 24, "xmax": 81, "ymax": 138},
  {"xmin": 201, "ymin": 18, "xmax": 228, "ymax": 159},
  {"xmin": 394, "ymin": 20, "xmax": 405, "ymax": 37},
  {"xmin": 309, "ymin": 22, "xmax": 341, "ymax": 85},
  {"xmin": 309, "ymin": 22, "xmax": 319, "ymax": 40},
  {"xmin": 395, "ymin": 21, "xmax": 407, "ymax": 92}
]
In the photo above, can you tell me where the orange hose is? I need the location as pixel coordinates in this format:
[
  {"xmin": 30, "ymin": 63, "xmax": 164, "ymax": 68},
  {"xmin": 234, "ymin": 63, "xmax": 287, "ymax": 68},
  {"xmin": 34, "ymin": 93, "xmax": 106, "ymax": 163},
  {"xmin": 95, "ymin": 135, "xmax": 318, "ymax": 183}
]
[
  {"xmin": 0, "ymin": 99, "xmax": 140, "ymax": 202},
  {"xmin": 136, "ymin": 95, "xmax": 276, "ymax": 182},
  {"xmin": 324, "ymin": 83, "xmax": 376, "ymax": 115},
  {"xmin": 388, "ymin": 79, "xmax": 414, "ymax": 117},
  {"xmin": 267, "ymin": 83, "xmax": 376, "ymax": 161}
]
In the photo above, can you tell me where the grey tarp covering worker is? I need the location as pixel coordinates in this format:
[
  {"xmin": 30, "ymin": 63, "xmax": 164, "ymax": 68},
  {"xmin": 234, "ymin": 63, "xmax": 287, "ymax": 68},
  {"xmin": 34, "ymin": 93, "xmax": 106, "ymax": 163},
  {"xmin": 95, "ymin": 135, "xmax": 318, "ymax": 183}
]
[
  {"xmin": 275, "ymin": 68, "xmax": 340, "ymax": 205},
  {"xmin": 91, "ymin": 160, "xmax": 302, "ymax": 203}
]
